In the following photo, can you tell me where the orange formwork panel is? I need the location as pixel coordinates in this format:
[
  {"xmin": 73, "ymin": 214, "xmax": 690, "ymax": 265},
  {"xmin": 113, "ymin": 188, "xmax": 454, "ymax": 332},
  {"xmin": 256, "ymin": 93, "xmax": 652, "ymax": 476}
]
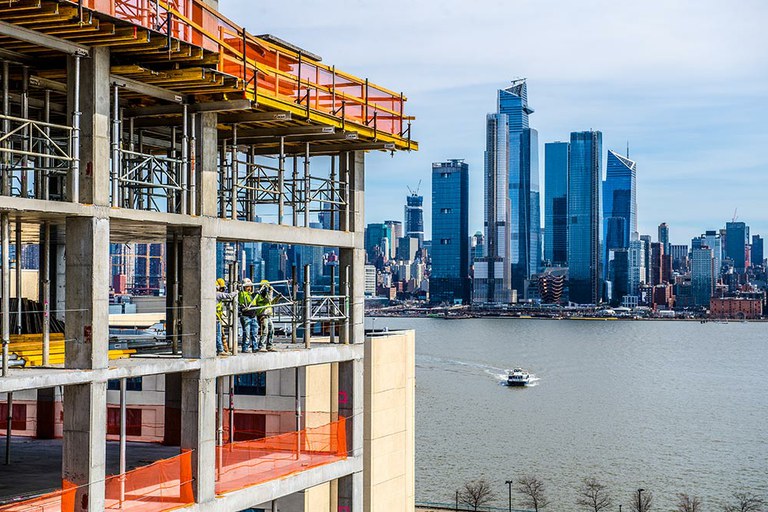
[{"xmin": 215, "ymin": 417, "xmax": 347, "ymax": 495}]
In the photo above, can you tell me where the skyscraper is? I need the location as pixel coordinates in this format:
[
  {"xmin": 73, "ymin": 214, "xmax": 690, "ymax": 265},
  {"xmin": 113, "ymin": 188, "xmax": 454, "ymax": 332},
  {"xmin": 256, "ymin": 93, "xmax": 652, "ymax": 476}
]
[
  {"xmin": 628, "ymin": 237, "xmax": 646, "ymax": 297},
  {"xmin": 725, "ymin": 222, "xmax": 748, "ymax": 273},
  {"xmin": 430, "ymin": 159, "xmax": 470, "ymax": 304},
  {"xmin": 752, "ymin": 234, "xmax": 764, "ymax": 267},
  {"xmin": 702, "ymin": 230, "xmax": 722, "ymax": 278},
  {"xmin": 691, "ymin": 246, "xmax": 715, "ymax": 306},
  {"xmin": 603, "ymin": 150, "xmax": 637, "ymax": 297},
  {"xmin": 383, "ymin": 220, "xmax": 403, "ymax": 260},
  {"xmin": 544, "ymin": 142, "xmax": 569, "ymax": 266},
  {"xmin": 404, "ymin": 193, "xmax": 424, "ymax": 246},
  {"xmin": 498, "ymin": 80, "xmax": 541, "ymax": 294},
  {"xmin": 658, "ymin": 222, "xmax": 670, "ymax": 254},
  {"xmin": 473, "ymin": 111, "xmax": 512, "ymax": 304},
  {"xmin": 568, "ymin": 130, "xmax": 603, "ymax": 304}
]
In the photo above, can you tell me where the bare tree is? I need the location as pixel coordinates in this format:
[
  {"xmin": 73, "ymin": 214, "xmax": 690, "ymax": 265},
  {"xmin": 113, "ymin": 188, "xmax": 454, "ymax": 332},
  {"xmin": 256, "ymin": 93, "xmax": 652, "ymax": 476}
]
[
  {"xmin": 723, "ymin": 492, "xmax": 765, "ymax": 512},
  {"xmin": 458, "ymin": 479, "xmax": 496, "ymax": 511},
  {"xmin": 577, "ymin": 477, "xmax": 612, "ymax": 512},
  {"xmin": 517, "ymin": 475, "xmax": 549, "ymax": 511},
  {"xmin": 677, "ymin": 493, "xmax": 703, "ymax": 512},
  {"xmin": 630, "ymin": 490, "xmax": 653, "ymax": 512}
]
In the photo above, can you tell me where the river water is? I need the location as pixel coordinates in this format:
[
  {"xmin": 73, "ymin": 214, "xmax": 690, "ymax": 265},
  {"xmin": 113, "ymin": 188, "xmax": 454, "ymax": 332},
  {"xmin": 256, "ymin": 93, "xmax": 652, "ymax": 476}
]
[{"xmin": 373, "ymin": 317, "xmax": 768, "ymax": 510}]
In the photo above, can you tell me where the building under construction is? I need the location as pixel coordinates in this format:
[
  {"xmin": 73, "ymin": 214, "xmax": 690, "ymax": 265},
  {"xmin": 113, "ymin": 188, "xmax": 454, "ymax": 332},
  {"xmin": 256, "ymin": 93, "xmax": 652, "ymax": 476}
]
[{"xmin": 0, "ymin": 0, "xmax": 416, "ymax": 510}]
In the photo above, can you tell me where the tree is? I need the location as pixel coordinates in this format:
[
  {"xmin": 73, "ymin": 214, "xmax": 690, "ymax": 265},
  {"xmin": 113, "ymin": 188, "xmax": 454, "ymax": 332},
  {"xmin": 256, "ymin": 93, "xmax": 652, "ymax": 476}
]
[
  {"xmin": 516, "ymin": 475, "xmax": 549, "ymax": 511},
  {"xmin": 677, "ymin": 493, "xmax": 703, "ymax": 512},
  {"xmin": 630, "ymin": 490, "xmax": 653, "ymax": 512},
  {"xmin": 576, "ymin": 477, "xmax": 612, "ymax": 512},
  {"xmin": 723, "ymin": 492, "xmax": 765, "ymax": 512},
  {"xmin": 458, "ymin": 479, "xmax": 496, "ymax": 511}
]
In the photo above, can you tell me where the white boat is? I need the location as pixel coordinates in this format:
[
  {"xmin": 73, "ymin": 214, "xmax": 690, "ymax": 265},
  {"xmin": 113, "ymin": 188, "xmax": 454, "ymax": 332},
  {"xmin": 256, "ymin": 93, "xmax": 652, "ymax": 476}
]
[{"xmin": 507, "ymin": 368, "xmax": 531, "ymax": 387}]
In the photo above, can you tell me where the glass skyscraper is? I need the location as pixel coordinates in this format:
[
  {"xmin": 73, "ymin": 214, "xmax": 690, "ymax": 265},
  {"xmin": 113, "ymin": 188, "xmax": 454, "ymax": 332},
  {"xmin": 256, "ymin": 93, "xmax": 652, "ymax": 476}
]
[
  {"xmin": 544, "ymin": 142, "xmax": 569, "ymax": 266},
  {"xmin": 725, "ymin": 221, "xmax": 748, "ymax": 273},
  {"xmin": 498, "ymin": 80, "xmax": 541, "ymax": 294},
  {"xmin": 430, "ymin": 159, "xmax": 470, "ymax": 304},
  {"xmin": 404, "ymin": 193, "xmax": 424, "ymax": 246},
  {"xmin": 568, "ymin": 130, "xmax": 603, "ymax": 304},
  {"xmin": 691, "ymin": 246, "xmax": 714, "ymax": 306},
  {"xmin": 602, "ymin": 150, "xmax": 637, "ymax": 298}
]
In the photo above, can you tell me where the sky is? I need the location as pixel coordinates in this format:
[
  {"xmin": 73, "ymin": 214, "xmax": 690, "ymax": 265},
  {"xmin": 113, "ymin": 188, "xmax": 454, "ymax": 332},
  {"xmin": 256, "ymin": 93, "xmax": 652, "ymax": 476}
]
[{"xmin": 222, "ymin": 0, "xmax": 768, "ymax": 246}]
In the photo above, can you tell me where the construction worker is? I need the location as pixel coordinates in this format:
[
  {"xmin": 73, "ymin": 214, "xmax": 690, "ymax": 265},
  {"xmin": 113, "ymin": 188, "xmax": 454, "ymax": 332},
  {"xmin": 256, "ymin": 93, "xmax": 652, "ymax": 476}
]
[
  {"xmin": 215, "ymin": 278, "xmax": 236, "ymax": 356},
  {"xmin": 238, "ymin": 277, "xmax": 258, "ymax": 353},
  {"xmin": 254, "ymin": 279, "xmax": 277, "ymax": 352}
]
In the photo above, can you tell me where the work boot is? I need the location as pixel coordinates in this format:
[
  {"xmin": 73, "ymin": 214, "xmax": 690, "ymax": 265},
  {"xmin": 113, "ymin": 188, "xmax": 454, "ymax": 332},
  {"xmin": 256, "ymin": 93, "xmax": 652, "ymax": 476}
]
[
  {"xmin": 242, "ymin": 347, "xmax": 252, "ymax": 353},
  {"xmin": 267, "ymin": 346, "xmax": 277, "ymax": 352}
]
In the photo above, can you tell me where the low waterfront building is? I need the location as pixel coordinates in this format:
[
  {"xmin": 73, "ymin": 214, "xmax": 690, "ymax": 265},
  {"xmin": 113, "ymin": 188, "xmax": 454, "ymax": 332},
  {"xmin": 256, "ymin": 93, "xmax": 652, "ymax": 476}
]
[{"xmin": 710, "ymin": 297, "xmax": 763, "ymax": 319}]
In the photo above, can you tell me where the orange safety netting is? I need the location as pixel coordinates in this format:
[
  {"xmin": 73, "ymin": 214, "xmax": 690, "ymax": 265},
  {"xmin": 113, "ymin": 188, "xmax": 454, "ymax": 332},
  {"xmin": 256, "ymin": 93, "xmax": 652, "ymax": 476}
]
[
  {"xmin": 215, "ymin": 417, "xmax": 347, "ymax": 495},
  {"xmin": 0, "ymin": 452, "xmax": 193, "ymax": 512}
]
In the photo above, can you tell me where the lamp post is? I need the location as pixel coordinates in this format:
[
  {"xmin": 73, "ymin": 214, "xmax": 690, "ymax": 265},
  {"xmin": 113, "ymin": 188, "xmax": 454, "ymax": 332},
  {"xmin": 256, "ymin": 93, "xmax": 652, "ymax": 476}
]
[
  {"xmin": 637, "ymin": 489, "xmax": 645, "ymax": 512},
  {"xmin": 504, "ymin": 480, "xmax": 514, "ymax": 512}
]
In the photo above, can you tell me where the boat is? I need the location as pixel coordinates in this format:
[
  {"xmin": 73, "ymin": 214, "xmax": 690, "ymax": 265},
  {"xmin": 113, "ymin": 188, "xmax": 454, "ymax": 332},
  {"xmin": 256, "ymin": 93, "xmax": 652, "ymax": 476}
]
[{"xmin": 507, "ymin": 368, "xmax": 531, "ymax": 387}]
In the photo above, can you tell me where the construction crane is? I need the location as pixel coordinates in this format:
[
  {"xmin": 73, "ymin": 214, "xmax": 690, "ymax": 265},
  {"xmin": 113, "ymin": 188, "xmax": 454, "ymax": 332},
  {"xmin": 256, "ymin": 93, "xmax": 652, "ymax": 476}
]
[
  {"xmin": 407, "ymin": 180, "xmax": 422, "ymax": 196},
  {"xmin": 732, "ymin": 208, "xmax": 739, "ymax": 223}
]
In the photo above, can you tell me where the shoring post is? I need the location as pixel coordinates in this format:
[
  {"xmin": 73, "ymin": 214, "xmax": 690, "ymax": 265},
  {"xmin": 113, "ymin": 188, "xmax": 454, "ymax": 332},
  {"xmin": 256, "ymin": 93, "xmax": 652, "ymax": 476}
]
[
  {"xmin": 180, "ymin": 104, "xmax": 189, "ymax": 215},
  {"xmin": 229, "ymin": 259, "xmax": 239, "ymax": 356},
  {"xmin": 137, "ymin": 130, "xmax": 145, "ymax": 209},
  {"xmin": 342, "ymin": 264, "xmax": 350, "ymax": 344},
  {"xmin": 42, "ymin": 222, "xmax": 50, "ymax": 366},
  {"xmin": 343, "ymin": 153, "xmax": 350, "ymax": 231},
  {"xmin": 303, "ymin": 264, "xmax": 310, "ymax": 349},
  {"xmin": 219, "ymin": 140, "xmax": 227, "ymax": 218},
  {"xmin": 70, "ymin": 54, "xmax": 81, "ymax": 203},
  {"xmin": 20, "ymin": 66, "xmax": 29, "ymax": 198},
  {"xmin": 171, "ymin": 233, "xmax": 180, "ymax": 355},
  {"xmin": 303, "ymin": 143, "xmax": 310, "ymax": 228},
  {"xmin": 2, "ymin": 61, "xmax": 10, "ymax": 196},
  {"xmin": 329, "ymin": 155, "xmax": 337, "ymax": 230},
  {"xmin": 291, "ymin": 265, "xmax": 297, "ymax": 344},
  {"xmin": 41, "ymin": 89, "xmax": 51, "ymax": 200},
  {"xmin": 278, "ymin": 136, "xmax": 285, "ymax": 224},
  {"xmin": 189, "ymin": 113, "xmax": 197, "ymax": 216},
  {"xmin": 169, "ymin": 126, "xmax": 177, "ymax": 213},
  {"xmin": 216, "ymin": 376, "xmax": 223, "ymax": 480},
  {"xmin": 228, "ymin": 375, "xmax": 235, "ymax": 444},
  {"xmin": 4, "ymin": 392, "xmax": 11, "ymax": 464},
  {"xmin": 295, "ymin": 367, "xmax": 301, "ymax": 460},
  {"xmin": 230, "ymin": 125, "xmax": 237, "ymax": 220},
  {"xmin": 14, "ymin": 221, "xmax": 21, "ymax": 335},
  {"xmin": 292, "ymin": 155, "xmax": 298, "ymax": 227},
  {"xmin": 119, "ymin": 377, "xmax": 127, "ymax": 505},
  {"xmin": 1, "ymin": 214, "xmax": 9, "ymax": 376},
  {"xmin": 111, "ymin": 84, "xmax": 120, "ymax": 207},
  {"xmin": 329, "ymin": 264, "xmax": 336, "ymax": 343},
  {"xmin": 127, "ymin": 117, "xmax": 135, "ymax": 207}
]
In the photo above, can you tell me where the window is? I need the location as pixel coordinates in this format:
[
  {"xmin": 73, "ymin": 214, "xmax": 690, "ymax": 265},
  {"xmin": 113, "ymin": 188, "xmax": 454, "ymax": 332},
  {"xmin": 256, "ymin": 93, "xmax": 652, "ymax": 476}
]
[
  {"xmin": 234, "ymin": 372, "xmax": 267, "ymax": 396},
  {"xmin": 107, "ymin": 407, "xmax": 142, "ymax": 436},
  {"xmin": 440, "ymin": 239, "xmax": 452, "ymax": 245},
  {"xmin": 441, "ymin": 172, "xmax": 450, "ymax": 178},
  {"xmin": 440, "ymin": 208, "xmax": 452, "ymax": 214},
  {"xmin": 107, "ymin": 377, "xmax": 143, "ymax": 391},
  {"xmin": 0, "ymin": 403, "xmax": 27, "ymax": 430}
]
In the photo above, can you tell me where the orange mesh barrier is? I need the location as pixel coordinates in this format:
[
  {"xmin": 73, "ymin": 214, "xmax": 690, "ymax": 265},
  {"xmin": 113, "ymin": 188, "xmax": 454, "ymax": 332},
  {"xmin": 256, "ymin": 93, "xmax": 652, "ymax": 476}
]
[
  {"xmin": 215, "ymin": 417, "xmax": 347, "ymax": 495},
  {"xmin": 0, "ymin": 453, "xmax": 193, "ymax": 512}
]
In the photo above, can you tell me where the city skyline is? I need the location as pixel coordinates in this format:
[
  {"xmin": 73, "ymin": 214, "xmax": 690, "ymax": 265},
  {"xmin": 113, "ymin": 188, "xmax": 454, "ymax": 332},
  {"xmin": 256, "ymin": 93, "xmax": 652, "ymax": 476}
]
[{"xmin": 225, "ymin": 1, "xmax": 768, "ymax": 245}]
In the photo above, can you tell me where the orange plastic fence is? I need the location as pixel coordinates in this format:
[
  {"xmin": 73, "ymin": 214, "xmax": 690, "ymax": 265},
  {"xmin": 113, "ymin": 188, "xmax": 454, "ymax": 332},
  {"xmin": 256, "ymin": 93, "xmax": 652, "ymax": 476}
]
[
  {"xmin": 215, "ymin": 417, "xmax": 347, "ymax": 495},
  {"xmin": 64, "ymin": 0, "xmax": 408, "ymax": 138},
  {"xmin": 0, "ymin": 452, "xmax": 193, "ymax": 512}
]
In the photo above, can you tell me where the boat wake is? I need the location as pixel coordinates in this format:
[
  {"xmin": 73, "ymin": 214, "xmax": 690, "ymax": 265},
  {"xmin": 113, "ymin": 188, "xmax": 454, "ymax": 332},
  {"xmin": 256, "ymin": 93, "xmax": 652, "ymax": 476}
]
[
  {"xmin": 494, "ymin": 371, "xmax": 540, "ymax": 387},
  {"xmin": 416, "ymin": 355, "xmax": 540, "ymax": 386}
]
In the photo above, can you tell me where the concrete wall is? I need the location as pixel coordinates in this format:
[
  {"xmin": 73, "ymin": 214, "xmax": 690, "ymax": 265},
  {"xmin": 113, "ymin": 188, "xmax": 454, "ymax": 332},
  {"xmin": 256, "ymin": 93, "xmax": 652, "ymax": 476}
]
[{"xmin": 363, "ymin": 330, "xmax": 415, "ymax": 512}]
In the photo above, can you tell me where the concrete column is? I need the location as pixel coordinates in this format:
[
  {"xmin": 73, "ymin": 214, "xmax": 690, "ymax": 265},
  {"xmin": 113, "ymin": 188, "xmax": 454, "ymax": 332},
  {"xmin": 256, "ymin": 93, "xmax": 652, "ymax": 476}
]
[
  {"xmin": 340, "ymin": 151, "xmax": 365, "ymax": 345},
  {"xmin": 180, "ymin": 370, "xmax": 216, "ymax": 503},
  {"xmin": 68, "ymin": 47, "xmax": 110, "ymax": 206},
  {"xmin": 195, "ymin": 112, "xmax": 219, "ymax": 217},
  {"xmin": 180, "ymin": 231, "xmax": 217, "ymax": 359},
  {"xmin": 338, "ymin": 358, "xmax": 363, "ymax": 511},
  {"xmin": 62, "ymin": 382, "xmax": 107, "ymax": 512},
  {"xmin": 65, "ymin": 215, "xmax": 110, "ymax": 370}
]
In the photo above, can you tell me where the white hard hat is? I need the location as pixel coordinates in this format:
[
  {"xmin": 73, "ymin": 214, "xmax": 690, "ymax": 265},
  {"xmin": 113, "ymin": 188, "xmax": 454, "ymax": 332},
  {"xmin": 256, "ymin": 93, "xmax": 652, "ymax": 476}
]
[{"xmin": 242, "ymin": 277, "xmax": 253, "ymax": 286}]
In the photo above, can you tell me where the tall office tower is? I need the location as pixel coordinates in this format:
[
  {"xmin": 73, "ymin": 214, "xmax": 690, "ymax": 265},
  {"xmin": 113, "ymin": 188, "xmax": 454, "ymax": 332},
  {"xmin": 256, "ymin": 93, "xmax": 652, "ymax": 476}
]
[
  {"xmin": 470, "ymin": 231, "xmax": 485, "ymax": 267},
  {"xmin": 430, "ymin": 159, "xmax": 470, "ymax": 304},
  {"xmin": 752, "ymin": 234, "xmax": 764, "ymax": 267},
  {"xmin": 640, "ymin": 234, "xmax": 652, "ymax": 283},
  {"xmin": 603, "ymin": 150, "xmax": 637, "ymax": 281},
  {"xmin": 364, "ymin": 223, "xmax": 391, "ymax": 265},
  {"xmin": 650, "ymin": 242, "xmax": 664, "ymax": 286},
  {"xmin": 568, "ymin": 130, "xmax": 603, "ymax": 304},
  {"xmin": 384, "ymin": 220, "xmax": 403, "ymax": 260},
  {"xmin": 702, "ymin": 230, "xmax": 722, "ymax": 278},
  {"xmin": 669, "ymin": 244, "xmax": 689, "ymax": 272},
  {"xmin": 544, "ymin": 141, "xmax": 569, "ymax": 266},
  {"xmin": 607, "ymin": 249, "xmax": 629, "ymax": 306},
  {"xmin": 404, "ymin": 193, "xmax": 424, "ymax": 246},
  {"xmin": 473, "ymin": 112, "xmax": 512, "ymax": 304},
  {"xmin": 658, "ymin": 222, "xmax": 670, "ymax": 254},
  {"xmin": 628, "ymin": 238, "xmax": 646, "ymax": 297},
  {"xmin": 498, "ymin": 80, "xmax": 541, "ymax": 294},
  {"xmin": 725, "ymin": 222, "xmax": 748, "ymax": 273},
  {"xmin": 691, "ymin": 246, "xmax": 715, "ymax": 306}
]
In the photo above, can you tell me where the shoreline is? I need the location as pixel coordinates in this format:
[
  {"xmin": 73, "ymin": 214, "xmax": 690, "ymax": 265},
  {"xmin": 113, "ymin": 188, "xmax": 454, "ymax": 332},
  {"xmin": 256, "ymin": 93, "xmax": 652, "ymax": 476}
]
[{"xmin": 366, "ymin": 311, "xmax": 767, "ymax": 322}]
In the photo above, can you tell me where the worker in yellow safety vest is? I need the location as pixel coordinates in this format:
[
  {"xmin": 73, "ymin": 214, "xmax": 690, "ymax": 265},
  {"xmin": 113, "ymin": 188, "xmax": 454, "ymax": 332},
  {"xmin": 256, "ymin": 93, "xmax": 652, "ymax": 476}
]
[
  {"xmin": 238, "ymin": 278, "xmax": 259, "ymax": 352},
  {"xmin": 215, "ymin": 278, "xmax": 236, "ymax": 356},
  {"xmin": 254, "ymin": 279, "xmax": 277, "ymax": 352}
]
